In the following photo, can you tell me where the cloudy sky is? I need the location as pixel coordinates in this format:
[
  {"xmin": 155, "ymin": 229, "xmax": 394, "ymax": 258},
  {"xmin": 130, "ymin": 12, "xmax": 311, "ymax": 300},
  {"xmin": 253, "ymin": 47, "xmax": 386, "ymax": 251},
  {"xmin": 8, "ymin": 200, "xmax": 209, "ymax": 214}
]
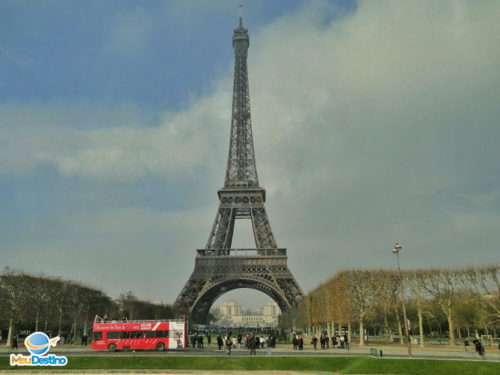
[{"xmin": 1, "ymin": 0, "xmax": 499, "ymax": 308}]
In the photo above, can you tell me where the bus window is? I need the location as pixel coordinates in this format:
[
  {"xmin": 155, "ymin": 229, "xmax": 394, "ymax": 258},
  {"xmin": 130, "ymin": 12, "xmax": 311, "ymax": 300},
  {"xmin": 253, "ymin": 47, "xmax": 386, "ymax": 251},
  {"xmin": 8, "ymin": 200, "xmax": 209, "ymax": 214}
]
[
  {"xmin": 131, "ymin": 331, "xmax": 142, "ymax": 339},
  {"xmin": 107, "ymin": 332, "xmax": 119, "ymax": 339},
  {"xmin": 120, "ymin": 331, "xmax": 130, "ymax": 339},
  {"xmin": 145, "ymin": 331, "xmax": 155, "ymax": 338},
  {"xmin": 156, "ymin": 330, "xmax": 168, "ymax": 338},
  {"xmin": 93, "ymin": 332, "xmax": 102, "ymax": 341}
]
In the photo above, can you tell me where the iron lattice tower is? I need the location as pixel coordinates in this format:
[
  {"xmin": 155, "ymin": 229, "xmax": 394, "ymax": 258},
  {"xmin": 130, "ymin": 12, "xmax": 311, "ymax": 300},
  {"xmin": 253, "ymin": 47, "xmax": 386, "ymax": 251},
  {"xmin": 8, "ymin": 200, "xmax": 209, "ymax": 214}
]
[{"xmin": 174, "ymin": 15, "xmax": 303, "ymax": 323}]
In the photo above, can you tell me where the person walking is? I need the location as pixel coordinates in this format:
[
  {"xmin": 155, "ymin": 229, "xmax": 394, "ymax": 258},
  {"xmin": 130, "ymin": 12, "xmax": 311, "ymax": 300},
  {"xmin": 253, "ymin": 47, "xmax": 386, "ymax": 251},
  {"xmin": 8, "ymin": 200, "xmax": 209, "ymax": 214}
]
[
  {"xmin": 216, "ymin": 335, "xmax": 223, "ymax": 350},
  {"xmin": 197, "ymin": 335, "xmax": 204, "ymax": 349},
  {"xmin": 298, "ymin": 335, "xmax": 304, "ymax": 350},
  {"xmin": 249, "ymin": 335, "xmax": 257, "ymax": 355},
  {"xmin": 344, "ymin": 333, "xmax": 349, "ymax": 350},
  {"xmin": 12, "ymin": 335, "xmax": 18, "ymax": 350},
  {"xmin": 191, "ymin": 334, "xmax": 197, "ymax": 349},
  {"xmin": 267, "ymin": 334, "xmax": 276, "ymax": 356},
  {"xmin": 237, "ymin": 334, "xmax": 242, "ymax": 349},
  {"xmin": 226, "ymin": 335, "xmax": 233, "ymax": 355},
  {"xmin": 473, "ymin": 339, "xmax": 485, "ymax": 359},
  {"xmin": 292, "ymin": 334, "xmax": 298, "ymax": 350},
  {"xmin": 311, "ymin": 335, "xmax": 318, "ymax": 350}
]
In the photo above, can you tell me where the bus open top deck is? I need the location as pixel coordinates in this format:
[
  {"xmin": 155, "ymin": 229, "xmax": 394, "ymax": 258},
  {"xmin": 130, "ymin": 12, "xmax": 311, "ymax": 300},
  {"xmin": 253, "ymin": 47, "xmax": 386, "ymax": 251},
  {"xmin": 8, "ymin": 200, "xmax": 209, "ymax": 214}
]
[{"xmin": 91, "ymin": 315, "xmax": 186, "ymax": 352}]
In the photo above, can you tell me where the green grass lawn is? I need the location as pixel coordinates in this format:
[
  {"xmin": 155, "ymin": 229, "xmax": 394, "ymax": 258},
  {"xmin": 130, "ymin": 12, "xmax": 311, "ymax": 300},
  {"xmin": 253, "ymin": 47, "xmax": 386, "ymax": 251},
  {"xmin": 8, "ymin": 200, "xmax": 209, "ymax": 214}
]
[{"xmin": 1, "ymin": 355, "xmax": 499, "ymax": 374}]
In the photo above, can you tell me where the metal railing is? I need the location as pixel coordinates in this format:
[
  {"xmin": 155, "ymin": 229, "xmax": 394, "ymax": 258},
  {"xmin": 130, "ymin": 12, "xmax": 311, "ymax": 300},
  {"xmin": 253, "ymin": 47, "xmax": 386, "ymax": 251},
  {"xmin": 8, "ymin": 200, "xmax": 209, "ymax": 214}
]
[{"xmin": 197, "ymin": 248, "xmax": 286, "ymax": 257}]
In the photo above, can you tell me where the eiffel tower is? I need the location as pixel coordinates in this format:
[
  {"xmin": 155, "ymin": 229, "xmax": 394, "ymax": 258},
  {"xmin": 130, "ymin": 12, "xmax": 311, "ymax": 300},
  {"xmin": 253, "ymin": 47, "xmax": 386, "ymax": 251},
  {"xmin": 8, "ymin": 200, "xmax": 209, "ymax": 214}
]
[{"xmin": 174, "ymin": 12, "xmax": 303, "ymax": 323}]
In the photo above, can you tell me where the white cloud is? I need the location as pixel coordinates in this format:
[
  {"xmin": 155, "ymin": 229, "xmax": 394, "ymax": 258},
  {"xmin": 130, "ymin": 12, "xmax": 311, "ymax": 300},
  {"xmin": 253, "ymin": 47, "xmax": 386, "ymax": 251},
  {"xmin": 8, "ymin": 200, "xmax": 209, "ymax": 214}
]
[{"xmin": 2, "ymin": 0, "xmax": 500, "ymax": 297}]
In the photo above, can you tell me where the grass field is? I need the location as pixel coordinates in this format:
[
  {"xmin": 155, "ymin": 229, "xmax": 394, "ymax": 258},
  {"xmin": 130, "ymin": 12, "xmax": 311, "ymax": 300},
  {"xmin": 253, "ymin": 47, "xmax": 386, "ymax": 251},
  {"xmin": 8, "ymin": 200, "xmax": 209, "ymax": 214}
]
[{"xmin": 1, "ymin": 356, "xmax": 500, "ymax": 374}]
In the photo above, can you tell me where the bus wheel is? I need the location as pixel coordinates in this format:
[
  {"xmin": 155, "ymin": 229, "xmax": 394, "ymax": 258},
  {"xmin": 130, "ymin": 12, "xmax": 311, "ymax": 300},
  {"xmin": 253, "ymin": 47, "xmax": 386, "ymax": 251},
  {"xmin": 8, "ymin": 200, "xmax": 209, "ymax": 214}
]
[
  {"xmin": 108, "ymin": 343, "xmax": 117, "ymax": 352},
  {"xmin": 156, "ymin": 342, "xmax": 165, "ymax": 351}
]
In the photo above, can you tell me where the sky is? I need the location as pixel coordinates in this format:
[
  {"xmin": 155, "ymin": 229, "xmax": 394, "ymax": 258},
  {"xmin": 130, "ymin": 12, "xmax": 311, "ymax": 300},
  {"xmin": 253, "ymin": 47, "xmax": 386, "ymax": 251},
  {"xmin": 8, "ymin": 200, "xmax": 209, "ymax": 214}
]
[{"xmin": 1, "ymin": 0, "xmax": 499, "ymax": 309}]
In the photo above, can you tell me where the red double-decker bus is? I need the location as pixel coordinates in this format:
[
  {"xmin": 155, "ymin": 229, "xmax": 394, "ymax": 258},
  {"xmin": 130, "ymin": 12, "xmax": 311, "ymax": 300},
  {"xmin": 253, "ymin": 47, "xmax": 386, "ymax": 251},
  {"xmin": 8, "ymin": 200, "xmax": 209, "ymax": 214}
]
[{"xmin": 90, "ymin": 315, "xmax": 186, "ymax": 352}]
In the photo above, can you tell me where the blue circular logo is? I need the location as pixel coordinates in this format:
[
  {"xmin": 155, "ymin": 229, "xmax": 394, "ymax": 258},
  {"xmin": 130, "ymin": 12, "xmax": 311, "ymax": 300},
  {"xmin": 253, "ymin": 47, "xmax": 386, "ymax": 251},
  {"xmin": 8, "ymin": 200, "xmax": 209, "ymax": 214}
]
[{"xmin": 25, "ymin": 332, "xmax": 53, "ymax": 356}]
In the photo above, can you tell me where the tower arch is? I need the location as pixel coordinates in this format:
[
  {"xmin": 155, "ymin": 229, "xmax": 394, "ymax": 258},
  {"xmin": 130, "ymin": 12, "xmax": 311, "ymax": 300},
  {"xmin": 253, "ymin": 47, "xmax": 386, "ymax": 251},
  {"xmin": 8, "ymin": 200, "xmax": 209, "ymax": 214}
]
[{"xmin": 190, "ymin": 278, "xmax": 289, "ymax": 323}]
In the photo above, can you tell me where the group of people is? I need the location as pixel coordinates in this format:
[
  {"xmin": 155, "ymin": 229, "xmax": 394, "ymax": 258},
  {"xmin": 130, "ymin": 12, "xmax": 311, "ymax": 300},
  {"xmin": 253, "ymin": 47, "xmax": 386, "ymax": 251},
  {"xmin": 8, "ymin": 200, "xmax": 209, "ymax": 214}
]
[
  {"xmin": 291, "ymin": 333, "xmax": 304, "ymax": 350},
  {"xmin": 189, "ymin": 333, "xmax": 209, "ymax": 349},
  {"xmin": 214, "ymin": 333, "xmax": 276, "ymax": 355},
  {"xmin": 295, "ymin": 331, "xmax": 349, "ymax": 350},
  {"xmin": 464, "ymin": 338, "xmax": 486, "ymax": 359},
  {"xmin": 189, "ymin": 332, "xmax": 277, "ymax": 355}
]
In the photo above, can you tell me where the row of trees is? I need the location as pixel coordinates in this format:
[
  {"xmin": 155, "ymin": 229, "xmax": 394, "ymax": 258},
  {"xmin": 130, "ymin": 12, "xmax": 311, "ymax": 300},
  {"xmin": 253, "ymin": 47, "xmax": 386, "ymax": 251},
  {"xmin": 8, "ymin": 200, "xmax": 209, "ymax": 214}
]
[
  {"xmin": 0, "ymin": 268, "xmax": 176, "ymax": 347},
  {"xmin": 280, "ymin": 266, "xmax": 499, "ymax": 347}
]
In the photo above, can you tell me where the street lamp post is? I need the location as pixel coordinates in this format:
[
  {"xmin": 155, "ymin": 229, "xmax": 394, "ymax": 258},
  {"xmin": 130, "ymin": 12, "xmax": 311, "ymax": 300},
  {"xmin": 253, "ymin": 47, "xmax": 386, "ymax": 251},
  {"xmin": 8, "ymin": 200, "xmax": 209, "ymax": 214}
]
[{"xmin": 392, "ymin": 242, "xmax": 412, "ymax": 358}]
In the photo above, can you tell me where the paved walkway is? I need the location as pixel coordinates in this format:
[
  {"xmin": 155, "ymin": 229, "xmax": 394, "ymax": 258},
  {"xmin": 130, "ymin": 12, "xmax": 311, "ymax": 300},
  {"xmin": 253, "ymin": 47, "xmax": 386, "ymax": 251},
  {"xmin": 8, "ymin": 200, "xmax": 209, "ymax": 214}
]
[{"xmin": 1, "ymin": 343, "xmax": 499, "ymax": 361}]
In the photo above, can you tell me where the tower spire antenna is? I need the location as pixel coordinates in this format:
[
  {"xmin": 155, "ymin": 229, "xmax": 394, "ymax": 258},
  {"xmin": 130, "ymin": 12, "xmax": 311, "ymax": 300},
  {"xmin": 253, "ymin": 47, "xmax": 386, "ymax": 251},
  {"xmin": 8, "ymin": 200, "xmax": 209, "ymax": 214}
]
[{"xmin": 239, "ymin": 4, "xmax": 243, "ymax": 27}]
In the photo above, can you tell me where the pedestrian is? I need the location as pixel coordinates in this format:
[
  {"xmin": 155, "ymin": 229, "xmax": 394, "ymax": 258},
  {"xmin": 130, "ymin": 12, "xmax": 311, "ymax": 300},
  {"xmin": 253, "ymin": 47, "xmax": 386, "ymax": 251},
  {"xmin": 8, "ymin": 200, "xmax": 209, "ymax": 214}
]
[
  {"xmin": 298, "ymin": 335, "xmax": 304, "ymax": 350},
  {"xmin": 207, "ymin": 334, "xmax": 211, "ymax": 346},
  {"xmin": 344, "ymin": 333, "xmax": 349, "ymax": 350},
  {"xmin": 12, "ymin": 335, "xmax": 18, "ymax": 350},
  {"xmin": 191, "ymin": 334, "xmax": 197, "ymax": 349},
  {"xmin": 311, "ymin": 335, "xmax": 318, "ymax": 350},
  {"xmin": 267, "ymin": 334, "xmax": 276, "ymax": 356},
  {"xmin": 464, "ymin": 339, "xmax": 470, "ymax": 353},
  {"xmin": 292, "ymin": 334, "xmax": 298, "ymax": 350},
  {"xmin": 260, "ymin": 336, "xmax": 265, "ymax": 349},
  {"xmin": 325, "ymin": 333, "xmax": 330, "ymax": 349},
  {"xmin": 237, "ymin": 334, "xmax": 242, "ymax": 349},
  {"xmin": 197, "ymin": 335, "xmax": 204, "ymax": 349},
  {"xmin": 249, "ymin": 335, "xmax": 257, "ymax": 355},
  {"xmin": 332, "ymin": 335, "xmax": 338, "ymax": 349},
  {"xmin": 217, "ymin": 335, "xmax": 223, "ymax": 350},
  {"xmin": 473, "ymin": 339, "xmax": 485, "ymax": 359},
  {"xmin": 226, "ymin": 335, "xmax": 233, "ymax": 355},
  {"xmin": 340, "ymin": 335, "xmax": 345, "ymax": 349}
]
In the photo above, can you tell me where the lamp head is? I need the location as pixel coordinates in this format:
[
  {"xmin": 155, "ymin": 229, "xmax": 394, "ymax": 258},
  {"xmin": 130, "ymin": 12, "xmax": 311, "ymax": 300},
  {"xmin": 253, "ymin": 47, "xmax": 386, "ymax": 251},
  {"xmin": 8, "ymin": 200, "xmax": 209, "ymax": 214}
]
[{"xmin": 393, "ymin": 242, "xmax": 402, "ymax": 254}]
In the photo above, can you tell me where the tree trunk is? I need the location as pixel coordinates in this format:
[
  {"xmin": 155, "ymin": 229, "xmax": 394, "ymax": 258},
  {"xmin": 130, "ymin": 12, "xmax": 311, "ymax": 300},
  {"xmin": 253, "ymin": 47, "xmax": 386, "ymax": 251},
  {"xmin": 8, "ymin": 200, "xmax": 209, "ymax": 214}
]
[
  {"xmin": 6, "ymin": 318, "xmax": 13, "ymax": 348},
  {"xmin": 35, "ymin": 309, "xmax": 39, "ymax": 332},
  {"xmin": 359, "ymin": 318, "xmax": 365, "ymax": 347},
  {"xmin": 347, "ymin": 321, "xmax": 352, "ymax": 344},
  {"xmin": 395, "ymin": 310, "xmax": 403, "ymax": 345},
  {"xmin": 418, "ymin": 305, "xmax": 424, "ymax": 348},
  {"xmin": 446, "ymin": 309, "xmax": 456, "ymax": 346},
  {"xmin": 57, "ymin": 307, "xmax": 63, "ymax": 337},
  {"xmin": 383, "ymin": 303, "xmax": 390, "ymax": 343}
]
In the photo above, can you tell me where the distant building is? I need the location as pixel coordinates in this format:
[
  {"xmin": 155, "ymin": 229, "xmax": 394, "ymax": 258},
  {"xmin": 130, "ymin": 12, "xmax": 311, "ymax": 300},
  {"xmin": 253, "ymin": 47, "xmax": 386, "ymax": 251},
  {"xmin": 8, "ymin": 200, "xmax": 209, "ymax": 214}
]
[
  {"xmin": 211, "ymin": 299, "xmax": 280, "ymax": 327},
  {"xmin": 216, "ymin": 300, "xmax": 242, "ymax": 317}
]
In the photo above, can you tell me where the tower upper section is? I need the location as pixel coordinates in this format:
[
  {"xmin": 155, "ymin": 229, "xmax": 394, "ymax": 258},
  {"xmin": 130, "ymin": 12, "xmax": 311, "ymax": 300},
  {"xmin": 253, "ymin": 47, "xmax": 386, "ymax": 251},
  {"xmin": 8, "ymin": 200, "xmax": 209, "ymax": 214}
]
[{"xmin": 224, "ymin": 15, "xmax": 259, "ymax": 188}]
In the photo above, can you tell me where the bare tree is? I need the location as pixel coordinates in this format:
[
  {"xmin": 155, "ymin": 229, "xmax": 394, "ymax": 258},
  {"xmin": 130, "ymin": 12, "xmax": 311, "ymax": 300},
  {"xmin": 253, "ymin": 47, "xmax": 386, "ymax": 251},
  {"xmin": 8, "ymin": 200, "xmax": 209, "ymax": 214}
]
[
  {"xmin": 0, "ymin": 269, "xmax": 31, "ymax": 347},
  {"xmin": 421, "ymin": 268, "xmax": 463, "ymax": 345}
]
